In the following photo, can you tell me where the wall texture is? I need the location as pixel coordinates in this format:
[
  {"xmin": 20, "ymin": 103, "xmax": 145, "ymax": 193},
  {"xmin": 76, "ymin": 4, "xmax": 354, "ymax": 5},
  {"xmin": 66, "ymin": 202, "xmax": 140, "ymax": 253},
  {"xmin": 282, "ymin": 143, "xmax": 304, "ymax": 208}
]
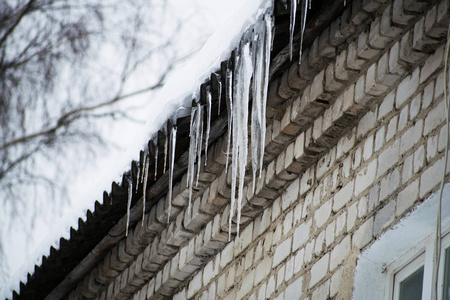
[{"xmin": 65, "ymin": 0, "xmax": 450, "ymax": 299}]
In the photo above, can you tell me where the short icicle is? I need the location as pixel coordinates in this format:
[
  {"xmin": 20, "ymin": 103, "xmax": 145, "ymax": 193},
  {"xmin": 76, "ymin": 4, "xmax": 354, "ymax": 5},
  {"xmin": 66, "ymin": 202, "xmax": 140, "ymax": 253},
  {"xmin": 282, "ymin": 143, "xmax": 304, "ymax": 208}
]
[
  {"xmin": 217, "ymin": 80, "xmax": 222, "ymax": 116},
  {"xmin": 163, "ymin": 122, "xmax": 168, "ymax": 174},
  {"xmin": 126, "ymin": 177, "xmax": 132, "ymax": 236},
  {"xmin": 153, "ymin": 135, "xmax": 158, "ymax": 180},
  {"xmin": 135, "ymin": 162, "xmax": 140, "ymax": 193},
  {"xmin": 142, "ymin": 152, "xmax": 149, "ymax": 226}
]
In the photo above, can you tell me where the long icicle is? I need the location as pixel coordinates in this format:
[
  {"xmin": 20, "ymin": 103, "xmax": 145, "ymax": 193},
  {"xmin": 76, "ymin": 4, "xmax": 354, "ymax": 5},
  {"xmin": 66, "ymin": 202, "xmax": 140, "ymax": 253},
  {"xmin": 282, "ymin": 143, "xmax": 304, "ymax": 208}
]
[
  {"xmin": 168, "ymin": 124, "xmax": 177, "ymax": 223},
  {"xmin": 187, "ymin": 106, "xmax": 198, "ymax": 213},
  {"xmin": 126, "ymin": 178, "xmax": 132, "ymax": 236},
  {"xmin": 196, "ymin": 102, "xmax": 203, "ymax": 187},
  {"xmin": 260, "ymin": 13, "xmax": 273, "ymax": 176},
  {"xmin": 153, "ymin": 136, "xmax": 158, "ymax": 180},
  {"xmin": 237, "ymin": 41, "xmax": 253, "ymax": 237},
  {"xmin": 225, "ymin": 66, "xmax": 233, "ymax": 173},
  {"xmin": 205, "ymin": 88, "xmax": 212, "ymax": 166},
  {"xmin": 289, "ymin": 0, "xmax": 297, "ymax": 61},
  {"xmin": 229, "ymin": 52, "xmax": 240, "ymax": 240},
  {"xmin": 142, "ymin": 152, "xmax": 149, "ymax": 226}
]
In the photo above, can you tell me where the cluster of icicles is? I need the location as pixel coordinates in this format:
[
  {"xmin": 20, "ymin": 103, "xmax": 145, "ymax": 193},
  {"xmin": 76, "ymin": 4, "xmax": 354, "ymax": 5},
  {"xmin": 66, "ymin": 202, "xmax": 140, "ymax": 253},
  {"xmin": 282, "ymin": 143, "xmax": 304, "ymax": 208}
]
[{"xmin": 125, "ymin": 0, "xmax": 311, "ymax": 238}]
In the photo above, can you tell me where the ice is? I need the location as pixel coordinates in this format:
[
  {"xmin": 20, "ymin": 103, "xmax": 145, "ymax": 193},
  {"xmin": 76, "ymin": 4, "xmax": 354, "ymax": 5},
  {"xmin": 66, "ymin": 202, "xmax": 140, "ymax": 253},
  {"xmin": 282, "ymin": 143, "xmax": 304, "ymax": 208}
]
[
  {"xmin": 299, "ymin": 0, "xmax": 309, "ymax": 63},
  {"xmin": 187, "ymin": 105, "xmax": 198, "ymax": 212},
  {"xmin": 217, "ymin": 80, "xmax": 222, "ymax": 115},
  {"xmin": 204, "ymin": 88, "xmax": 212, "ymax": 166},
  {"xmin": 167, "ymin": 124, "xmax": 177, "ymax": 223},
  {"xmin": 195, "ymin": 102, "xmax": 203, "ymax": 187},
  {"xmin": 142, "ymin": 152, "xmax": 149, "ymax": 226},
  {"xmin": 225, "ymin": 66, "xmax": 233, "ymax": 172},
  {"xmin": 289, "ymin": 0, "xmax": 297, "ymax": 61},
  {"xmin": 135, "ymin": 162, "xmax": 140, "ymax": 193},
  {"xmin": 126, "ymin": 178, "xmax": 132, "ymax": 237},
  {"xmin": 229, "ymin": 39, "xmax": 253, "ymax": 238},
  {"xmin": 152, "ymin": 135, "xmax": 158, "ymax": 180},
  {"xmin": 163, "ymin": 123, "xmax": 168, "ymax": 175}
]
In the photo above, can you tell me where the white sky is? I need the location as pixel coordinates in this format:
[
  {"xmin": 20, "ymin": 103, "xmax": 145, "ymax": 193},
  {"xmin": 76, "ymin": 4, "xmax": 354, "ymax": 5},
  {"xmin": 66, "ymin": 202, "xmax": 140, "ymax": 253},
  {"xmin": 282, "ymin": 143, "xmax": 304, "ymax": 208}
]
[{"xmin": 0, "ymin": 0, "xmax": 267, "ymax": 297}]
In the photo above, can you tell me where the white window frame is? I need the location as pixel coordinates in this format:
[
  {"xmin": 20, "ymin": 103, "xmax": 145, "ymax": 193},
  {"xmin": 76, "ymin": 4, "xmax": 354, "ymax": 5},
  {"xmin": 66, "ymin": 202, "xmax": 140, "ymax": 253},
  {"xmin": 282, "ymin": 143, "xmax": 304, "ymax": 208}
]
[{"xmin": 385, "ymin": 225, "xmax": 450, "ymax": 300}]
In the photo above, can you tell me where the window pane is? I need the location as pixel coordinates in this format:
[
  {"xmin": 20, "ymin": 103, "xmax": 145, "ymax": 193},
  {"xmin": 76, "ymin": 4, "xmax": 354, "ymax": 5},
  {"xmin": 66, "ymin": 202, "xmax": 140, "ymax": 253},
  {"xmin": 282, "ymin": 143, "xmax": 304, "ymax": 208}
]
[
  {"xmin": 444, "ymin": 247, "xmax": 450, "ymax": 300},
  {"xmin": 399, "ymin": 266, "xmax": 424, "ymax": 300}
]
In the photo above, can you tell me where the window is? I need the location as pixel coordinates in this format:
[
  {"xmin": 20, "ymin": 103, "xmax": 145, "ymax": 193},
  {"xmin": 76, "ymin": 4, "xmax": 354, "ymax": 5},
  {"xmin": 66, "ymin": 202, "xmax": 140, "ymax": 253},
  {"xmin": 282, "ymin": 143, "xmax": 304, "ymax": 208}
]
[
  {"xmin": 390, "ymin": 233, "xmax": 450, "ymax": 300},
  {"xmin": 392, "ymin": 254, "xmax": 425, "ymax": 300}
]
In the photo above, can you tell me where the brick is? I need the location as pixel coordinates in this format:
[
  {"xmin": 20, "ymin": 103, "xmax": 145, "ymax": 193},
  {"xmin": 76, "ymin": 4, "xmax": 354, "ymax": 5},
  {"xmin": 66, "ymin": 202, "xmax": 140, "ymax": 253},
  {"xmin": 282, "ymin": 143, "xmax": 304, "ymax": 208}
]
[
  {"xmin": 410, "ymin": 93, "xmax": 421, "ymax": 120},
  {"xmin": 355, "ymin": 159, "xmax": 378, "ymax": 196},
  {"xmin": 253, "ymin": 256, "xmax": 271, "ymax": 286},
  {"xmin": 357, "ymin": 30, "xmax": 380, "ymax": 60},
  {"xmin": 373, "ymin": 201, "xmax": 396, "ymax": 236},
  {"xmin": 340, "ymin": 5, "xmax": 355, "ymax": 37},
  {"xmin": 312, "ymin": 280, "xmax": 330, "ymax": 300},
  {"xmin": 333, "ymin": 180, "xmax": 355, "ymax": 212},
  {"xmin": 420, "ymin": 157, "xmax": 447, "ymax": 198},
  {"xmin": 184, "ymin": 195, "xmax": 211, "ymax": 231},
  {"xmin": 330, "ymin": 267, "xmax": 343, "ymax": 297},
  {"xmin": 335, "ymin": 50, "xmax": 356, "ymax": 82},
  {"xmin": 237, "ymin": 269, "xmax": 255, "ymax": 299},
  {"xmin": 380, "ymin": 5, "xmax": 403, "ymax": 38},
  {"xmin": 377, "ymin": 53, "xmax": 400, "ymax": 89},
  {"xmin": 389, "ymin": 42, "xmax": 408, "ymax": 76},
  {"xmin": 392, "ymin": 0, "xmax": 415, "ymax": 26},
  {"xmin": 354, "ymin": 74, "xmax": 372, "ymax": 107},
  {"xmin": 293, "ymin": 219, "xmax": 312, "ymax": 251},
  {"xmin": 347, "ymin": 42, "xmax": 366, "ymax": 71},
  {"xmin": 287, "ymin": 61, "xmax": 307, "ymax": 90},
  {"xmin": 369, "ymin": 17, "xmax": 393, "ymax": 49},
  {"xmin": 366, "ymin": 64, "xmax": 389, "ymax": 97},
  {"xmin": 400, "ymin": 119, "xmax": 423, "ymax": 154},
  {"xmin": 385, "ymin": 117, "xmax": 396, "ymax": 144},
  {"xmin": 273, "ymin": 237, "xmax": 292, "ymax": 267},
  {"xmin": 187, "ymin": 270, "xmax": 202, "ymax": 299},
  {"xmin": 325, "ymin": 63, "xmax": 344, "ymax": 92},
  {"xmin": 357, "ymin": 107, "xmax": 377, "ymax": 139},
  {"xmin": 276, "ymin": 265, "xmax": 285, "ymax": 289},
  {"xmin": 347, "ymin": 202, "xmax": 358, "ymax": 231},
  {"xmin": 285, "ymin": 276, "xmax": 303, "ymax": 300},
  {"xmin": 424, "ymin": 100, "xmax": 446, "ymax": 136},
  {"xmin": 330, "ymin": 17, "xmax": 346, "ymax": 46},
  {"xmin": 309, "ymin": 253, "xmax": 329, "ymax": 287},
  {"xmin": 413, "ymin": 16, "xmax": 441, "ymax": 53},
  {"xmin": 281, "ymin": 105, "xmax": 301, "ymax": 136},
  {"xmin": 234, "ymin": 222, "xmax": 253, "ymax": 257},
  {"xmin": 336, "ymin": 129, "xmax": 356, "ymax": 160},
  {"xmin": 396, "ymin": 179, "xmax": 419, "ymax": 216},
  {"xmin": 379, "ymin": 169, "xmax": 400, "ymax": 202},
  {"xmin": 396, "ymin": 68, "xmax": 420, "ymax": 109},
  {"xmin": 377, "ymin": 140, "xmax": 399, "ymax": 178},
  {"xmin": 314, "ymin": 199, "xmax": 332, "ymax": 228},
  {"xmin": 353, "ymin": 216, "xmax": 374, "ymax": 249},
  {"xmin": 278, "ymin": 69, "xmax": 298, "ymax": 99},
  {"xmin": 220, "ymin": 242, "xmax": 234, "ymax": 269},
  {"xmin": 399, "ymin": 31, "xmax": 427, "ymax": 66},
  {"xmin": 314, "ymin": 230, "xmax": 326, "ymax": 255},
  {"xmin": 283, "ymin": 211, "xmax": 293, "ymax": 235}
]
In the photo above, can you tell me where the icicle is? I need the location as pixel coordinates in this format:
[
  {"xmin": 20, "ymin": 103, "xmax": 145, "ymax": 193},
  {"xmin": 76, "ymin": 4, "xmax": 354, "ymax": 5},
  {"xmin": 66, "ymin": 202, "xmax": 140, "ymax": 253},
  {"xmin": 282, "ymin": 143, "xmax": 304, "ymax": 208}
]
[
  {"xmin": 187, "ymin": 106, "xmax": 198, "ymax": 212},
  {"xmin": 261, "ymin": 13, "xmax": 273, "ymax": 176},
  {"xmin": 229, "ymin": 40, "xmax": 253, "ymax": 239},
  {"xmin": 167, "ymin": 124, "xmax": 177, "ymax": 223},
  {"xmin": 126, "ymin": 178, "xmax": 132, "ymax": 236},
  {"xmin": 225, "ymin": 65, "xmax": 233, "ymax": 173},
  {"xmin": 204, "ymin": 88, "xmax": 212, "ymax": 166},
  {"xmin": 135, "ymin": 162, "xmax": 140, "ymax": 193},
  {"xmin": 289, "ymin": 0, "xmax": 297, "ymax": 61},
  {"xmin": 163, "ymin": 122, "xmax": 168, "ymax": 174},
  {"xmin": 299, "ymin": 0, "xmax": 308, "ymax": 63},
  {"xmin": 195, "ymin": 102, "xmax": 203, "ymax": 187},
  {"xmin": 152, "ymin": 135, "xmax": 158, "ymax": 180},
  {"xmin": 142, "ymin": 152, "xmax": 149, "ymax": 226},
  {"xmin": 217, "ymin": 80, "xmax": 222, "ymax": 116}
]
